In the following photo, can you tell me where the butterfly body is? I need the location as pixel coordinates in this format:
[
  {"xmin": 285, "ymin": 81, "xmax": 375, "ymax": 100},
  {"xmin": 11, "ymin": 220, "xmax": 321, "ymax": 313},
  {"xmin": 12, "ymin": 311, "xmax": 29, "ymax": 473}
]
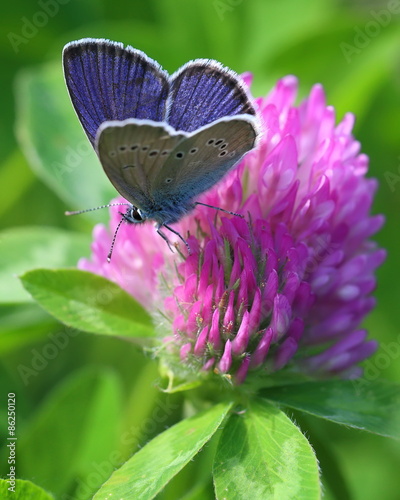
[
  {"xmin": 119, "ymin": 190, "xmax": 195, "ymax": 227},
  {"xmin": 63, "ymin": 38, "xmax": 260, "ymax": 251},
  {"xmin": 136, "ymin": 197, "xmax": 193, "ymax": 226}
]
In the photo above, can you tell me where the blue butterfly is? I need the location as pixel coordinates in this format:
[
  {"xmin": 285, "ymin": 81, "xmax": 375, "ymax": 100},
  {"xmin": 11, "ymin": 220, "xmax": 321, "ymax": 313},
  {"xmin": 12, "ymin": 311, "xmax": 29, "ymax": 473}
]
[{"xmin": 63, "ymin": 38, "xmax": 259, "ymax": 260}]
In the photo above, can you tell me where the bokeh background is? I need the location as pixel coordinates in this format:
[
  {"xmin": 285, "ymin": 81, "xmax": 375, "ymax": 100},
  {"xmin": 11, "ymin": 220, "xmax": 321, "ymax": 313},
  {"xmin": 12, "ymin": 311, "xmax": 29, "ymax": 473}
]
[{"xmin": 1, "ymin": 0, "xmax": 399, "ymax": 498}]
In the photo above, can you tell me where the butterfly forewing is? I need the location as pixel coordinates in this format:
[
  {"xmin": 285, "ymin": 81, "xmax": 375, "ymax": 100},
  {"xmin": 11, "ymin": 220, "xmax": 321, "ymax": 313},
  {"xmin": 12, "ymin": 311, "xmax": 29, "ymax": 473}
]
[
  {"xmin": 63, "ymin": 39, "xmax": 169, "ymax": 146},
  {"xmin": 96, "ymin": 118, "xmax": 187, "ymax": 208},
  {"xmin": 167, "ymin": 60, "xmax": 256, "ymax": 132},
  {"xmin": 152, "ymin": 116, "xmax": 257, "ymax": 202}
]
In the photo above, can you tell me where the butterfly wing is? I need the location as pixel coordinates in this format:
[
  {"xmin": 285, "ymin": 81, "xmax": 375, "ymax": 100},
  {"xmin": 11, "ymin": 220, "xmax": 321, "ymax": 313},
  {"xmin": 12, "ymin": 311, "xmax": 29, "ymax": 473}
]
[
  {"xmin": 63, "ymin": 38, "xmax": 169, "ymax": 146},
  {"xmin": 167, "ymin": 60, "xmax": 256, "ymax": 132},
  {"xmin": 152, "ymin": 115, "xmax": 258, "ymax": 203},
  {"xmin": 96, "ymin": 118, "xmax": 188, "ymax": 208}
]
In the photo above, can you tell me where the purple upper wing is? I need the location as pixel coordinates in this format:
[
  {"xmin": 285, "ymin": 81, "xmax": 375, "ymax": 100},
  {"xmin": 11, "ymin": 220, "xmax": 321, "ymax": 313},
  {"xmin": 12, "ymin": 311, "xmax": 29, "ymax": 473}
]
[
  {"xmin": 166, "ymin": 60, "xmax": 256, "ymax": 132},
  {"xmin": 63, "ymin": 38, "xmax": 169, "ymax": 145}
]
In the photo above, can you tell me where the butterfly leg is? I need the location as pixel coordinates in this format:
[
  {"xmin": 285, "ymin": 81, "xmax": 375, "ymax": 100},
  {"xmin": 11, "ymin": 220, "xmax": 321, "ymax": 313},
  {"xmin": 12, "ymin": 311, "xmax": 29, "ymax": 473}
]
[
  {"xmin": 162, "ymin": 224, "xmax": 191, "ymax": 254},
  {"xmin": 156, "ymin": 226, "xmax": 175, "ymax": 253},
  {"xmin": 194, "ymin": 202, "xmax": 244, "ymax": 218}
]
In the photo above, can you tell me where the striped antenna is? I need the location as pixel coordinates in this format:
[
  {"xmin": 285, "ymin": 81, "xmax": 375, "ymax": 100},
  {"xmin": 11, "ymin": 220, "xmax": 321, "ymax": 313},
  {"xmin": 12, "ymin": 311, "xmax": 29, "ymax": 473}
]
[{"xmin": 65, "ymin": 202, "xmax": 130, "ymax": 216}]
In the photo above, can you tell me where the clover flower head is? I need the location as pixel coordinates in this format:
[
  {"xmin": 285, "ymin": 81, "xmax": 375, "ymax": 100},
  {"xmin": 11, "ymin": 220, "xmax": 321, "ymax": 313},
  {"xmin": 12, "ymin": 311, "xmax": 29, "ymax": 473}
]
[{"xmin": 79, "ymin": 75, "xmax": 385, "ymax": 385}]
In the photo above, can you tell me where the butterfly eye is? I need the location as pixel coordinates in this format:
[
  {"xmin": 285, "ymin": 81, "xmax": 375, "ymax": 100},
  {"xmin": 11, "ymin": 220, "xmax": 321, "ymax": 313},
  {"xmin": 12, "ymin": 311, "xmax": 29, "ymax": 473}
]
[
  {"xmin": 175, "ymin": 152, "xmax": 184, "ymax": 159},
  {"xmin": 130, "ymin": 145, "xmax": 138, "ymax": 151},
  {"xmin": 149, "ymin": 150, "xmax": 159, "ymax": 157},
  {"xmin": 189, "ymin": 148, "xmax": 198, "ymax": 155},
  {"xmin": 130, "ymin": 207, "xmax": 144, "ymax": 221},
  {"xmin": 219, "ymin": 151, "xmax": 227, "ymax": 157},
  {"xmin": 161, "ymin": 150, "xmax": 170, "ymax": 156},
  {"xmin": 165, "ymin": 178, "xmax": 173, "ymax": 184},
  {"xmin": 220, "ymin": 143, "xmax": 228, "ymax": 150},
  {"xmin": 207, "ymin": 139, "xmax": 215, "ymax": 146},
  {"xmin": 142, "ymin": 145, "xmax": 149, "ymax": 151},
  {"xmin": 118, "ymin": 146, "xmax": 127, "ymax": 152},
  {"xmin": 215, "ymin": 139, "xmax": 224, "ymax": 146}
]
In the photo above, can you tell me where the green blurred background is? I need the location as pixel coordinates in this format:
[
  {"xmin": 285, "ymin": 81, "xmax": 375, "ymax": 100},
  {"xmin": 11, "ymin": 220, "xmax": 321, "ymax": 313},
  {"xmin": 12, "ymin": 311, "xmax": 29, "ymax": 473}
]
[{"xmin": 1, "ymin": 0, "xmax": 399, "ymax": 498}]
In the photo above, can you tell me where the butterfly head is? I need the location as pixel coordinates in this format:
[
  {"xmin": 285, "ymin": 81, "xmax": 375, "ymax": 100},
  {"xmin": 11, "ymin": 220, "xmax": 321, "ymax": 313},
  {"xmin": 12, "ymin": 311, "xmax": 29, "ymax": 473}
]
[{"xmin": 121, "ymin": 205, "xmax": 147, "ymax": 224}]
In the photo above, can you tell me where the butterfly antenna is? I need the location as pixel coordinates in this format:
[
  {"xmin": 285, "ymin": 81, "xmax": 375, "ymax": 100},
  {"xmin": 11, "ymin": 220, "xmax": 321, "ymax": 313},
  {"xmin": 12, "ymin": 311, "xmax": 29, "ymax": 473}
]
[
  {"xmin": 65, "ymin": 203, "xmax": 131, "ymax": 216},
  {"xmin": 107, "ymin": 216, "xmax": 126, "ymax": 263},
  {"xmin": 194, "ymin": 202, "xmax": 244, "ymax": 218}
]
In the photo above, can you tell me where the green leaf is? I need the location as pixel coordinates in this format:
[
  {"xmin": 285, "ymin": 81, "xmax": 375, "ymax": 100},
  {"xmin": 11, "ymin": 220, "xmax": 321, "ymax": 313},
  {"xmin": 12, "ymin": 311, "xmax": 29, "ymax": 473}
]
[
  {"xmin": 20, "ymin": 268, "xmax": 154, "ymax": 337},
  {"xmin": 261, "ymin": 380, "xmax": 400, "ymax": 440},
  {"xmin": 0, "ymin": 226, "xmax": 90, "ymax": 303},
  {"xmin": 17, "ymin": 368, "xmax": 123, "ymax": 496},
  {"xmin": 296, "ymin": 414, "xmax": 353, "ymax": 500},
  {"xmin": 0, "ymin": 479, "xmax": 54, "ymax": 500},
  {"xmin": 213, "ymin": 400, "xmax": 320, "ymax": 500},
  {"xmin": 93, "ymin": 401, "xmax": 233, "ymax": 500}
]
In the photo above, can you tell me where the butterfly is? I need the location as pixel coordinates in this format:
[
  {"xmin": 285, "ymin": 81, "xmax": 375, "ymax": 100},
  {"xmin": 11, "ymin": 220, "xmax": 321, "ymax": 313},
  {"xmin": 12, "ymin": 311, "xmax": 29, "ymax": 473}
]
[{"xmin": 63, "ymin": 38, "xmax": 259, "ymax": 260}]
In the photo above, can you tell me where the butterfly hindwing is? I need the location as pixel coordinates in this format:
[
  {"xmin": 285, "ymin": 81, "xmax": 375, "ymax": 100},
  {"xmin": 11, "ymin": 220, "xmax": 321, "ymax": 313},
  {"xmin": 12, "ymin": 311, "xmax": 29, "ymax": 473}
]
[
  {"xmin": 96, "ymin": 118, "xmax": 188, "ymax": 208},
  {"xmin": 152, "ymin": 115, "xmax": 258, "ymax": 203},
  {"xmin": 63, "ymin": 38, "xmax": 169, "ymax": 146},
  {"xmin": 167, "ymin": 60, "xmax": 256, "ymax": 132}
]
